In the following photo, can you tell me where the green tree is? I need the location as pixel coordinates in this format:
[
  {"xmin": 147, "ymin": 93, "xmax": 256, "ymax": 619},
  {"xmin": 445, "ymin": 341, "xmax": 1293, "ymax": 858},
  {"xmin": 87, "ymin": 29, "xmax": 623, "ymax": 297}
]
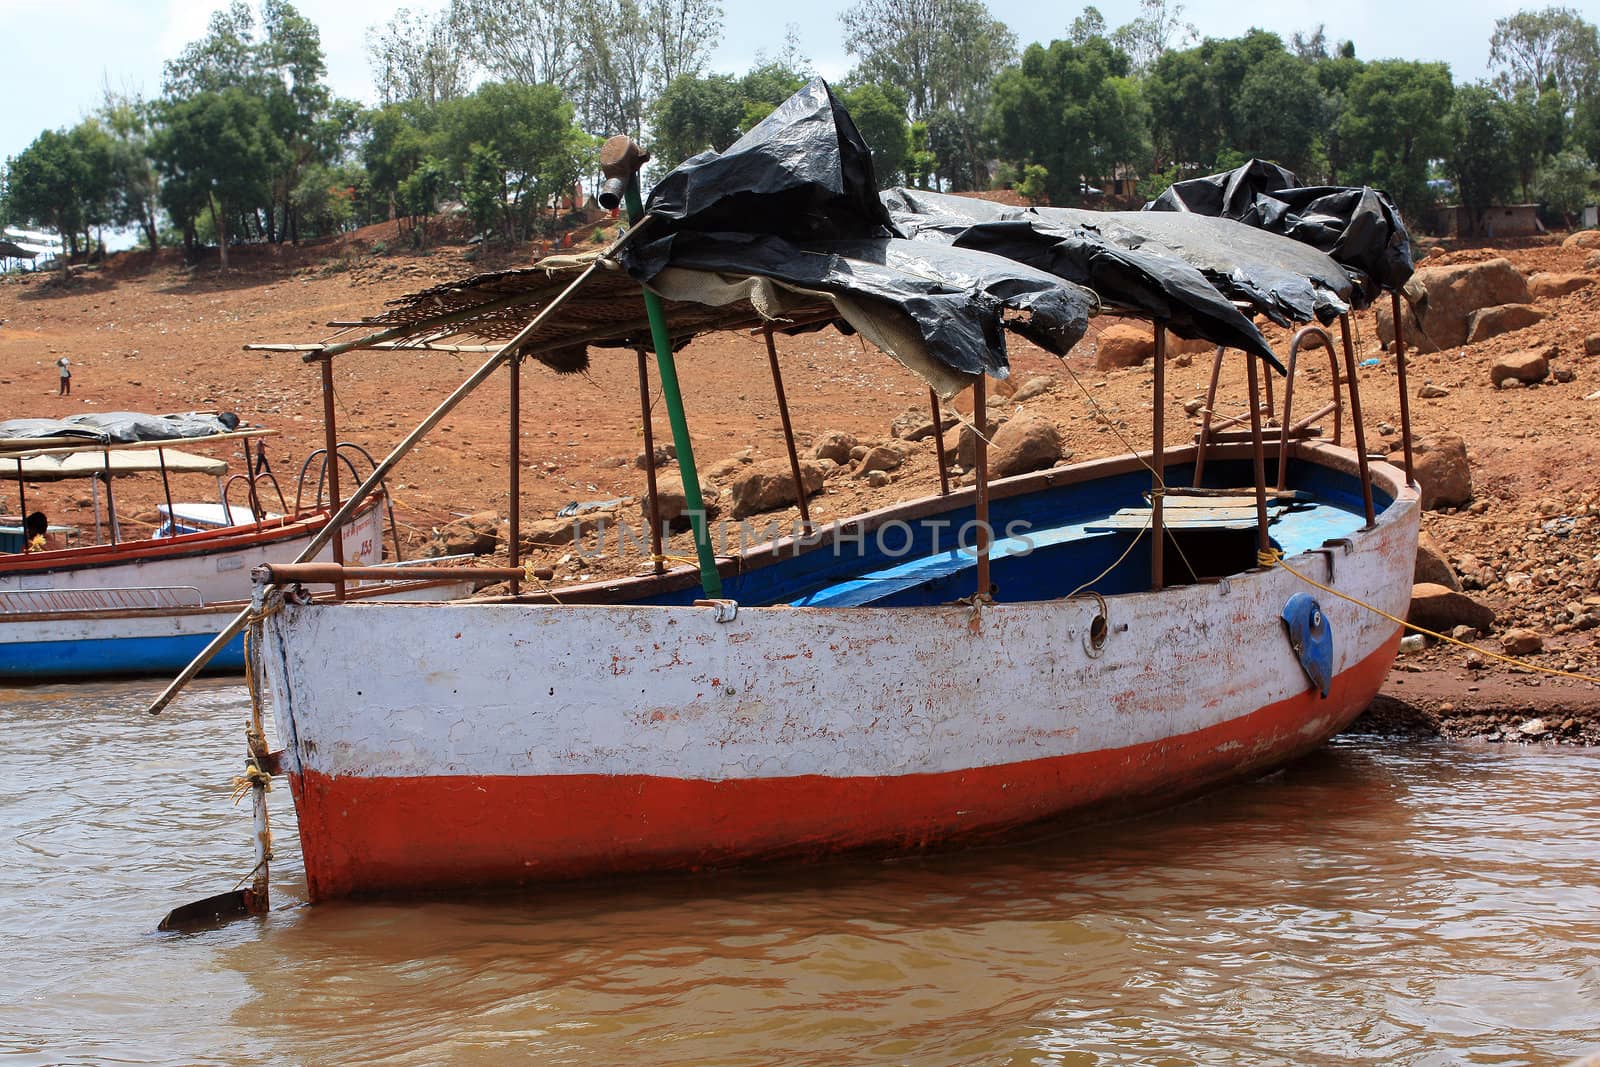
[
  {"xmin": 5, "ymin": 130, "xmax": 92, "ymax": 272},
  {"xmin": 1449, "ymin": 83, "xmax": 1518, "ymax": 232},
  {"xmin": 1533, "ymin": 149, "xmax": 1598, "ymax": 225},
  {"xmin": 1489, "ymin": 7, "xmax": 1600, "ymax": 113},
  {"xmin": 736, "ymin": 62, "xmax": 809, "ymax": 131},
  {"xmin": 438, "ymin": 81, "xmax": 594, "ymax": 241},
  {"xmin": 1112, "ymin": 0, "xmax": 1196, "ymax": 74},
  {"xmin": 989, "ymin": 36, "xmax": 1149, "ymax": 204},
  {"xmin": 839, "ymin": 0, "xmax": 1015, "ymax": 188},
  {"xmin": 99, "ymin": 94, "xmax": 163, "ymax": 250},
  {"xmin": 368, "ymin": 7, "xmax": 474, "ymax": 107},
  {"xmin": 153, "ymin": 88, "xmax": 285, "ymax": 266},
  {"xmin": 650, "ymin": 73, "xmax": 745, "ymax": 168},
  {"xmin": 1233, "ymin": 49, "xmax": 1329, "ymax": 176},
  {"xmin": 1504, "ymin": 84, "xmax": 1568, "ymax": 199},
  {"xmin": 1334, "ymin": 59, "xmax": 1455, "ymax": 220},
  {"xmin": 836, "ymin": 82, "xmax": 912, "ymax": 186}
]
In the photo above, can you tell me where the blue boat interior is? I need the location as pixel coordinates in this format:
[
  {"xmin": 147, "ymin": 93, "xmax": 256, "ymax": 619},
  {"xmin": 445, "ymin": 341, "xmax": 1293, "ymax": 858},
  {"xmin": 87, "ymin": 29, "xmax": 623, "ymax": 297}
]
[{"xmin": 629, "ymin": 457, "xmax": 1389, "ymax": 609}]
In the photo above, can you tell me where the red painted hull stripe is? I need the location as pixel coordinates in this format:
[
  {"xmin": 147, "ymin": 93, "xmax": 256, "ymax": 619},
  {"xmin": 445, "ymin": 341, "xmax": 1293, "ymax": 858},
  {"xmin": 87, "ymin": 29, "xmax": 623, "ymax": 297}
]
[{"xmin": 287, "ymin": 631, "xmax": 1399, "ymax": 901}]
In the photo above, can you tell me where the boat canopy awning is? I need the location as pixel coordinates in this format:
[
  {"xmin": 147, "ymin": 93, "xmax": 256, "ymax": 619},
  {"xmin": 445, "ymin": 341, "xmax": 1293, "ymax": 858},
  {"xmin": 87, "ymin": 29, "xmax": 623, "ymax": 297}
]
[
  {"xmin": 285, "ymin": 78, "xmax": 1407, "ymax": 397},
  {"xmin": 2, "ymin": 448, "xmax": 228, "ymax": 481}
]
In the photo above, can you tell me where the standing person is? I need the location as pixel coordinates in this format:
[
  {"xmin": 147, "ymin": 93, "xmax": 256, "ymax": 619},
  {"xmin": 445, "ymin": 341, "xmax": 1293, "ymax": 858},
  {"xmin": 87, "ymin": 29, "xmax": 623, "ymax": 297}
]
[{"xmin": 56, "ymin": 356, "xmax": 70, "ymax": 396}]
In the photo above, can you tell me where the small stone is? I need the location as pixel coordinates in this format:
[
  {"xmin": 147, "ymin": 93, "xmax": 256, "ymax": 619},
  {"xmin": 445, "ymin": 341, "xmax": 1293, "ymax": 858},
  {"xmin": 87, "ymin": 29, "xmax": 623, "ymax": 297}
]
[
  {"xmin": 1554, "ymin": 366, "xmax": 1577, "ymax": 383},
  {"xmin": 1183, "ymin": 398, "xmax": 1205, "ymax": 416},
  {"xmin": 1500, "ymin": 628, "xmax": 1544, "ymax": 655},
  {"xmin": 1517, "ymin": 718, "xmax": 1548, "ymax": 737},
  {"xmin": 1464, "ymin": 650, "xmax": 1487, "ymax": 669},
  {"xmin": 812, "ymin": 431, "xmax": 858, "ymax": 465},
  {"xmin": 1499, "ymin": 377, "xmax": 1525, "ymax": 389},
  {"xmin": 1585, "ymin": 334, "xmax": 1600, "ymax": 357},
  {"xmin": 1450, "ymin": 625, "xmax": 1480, "ymax": 641},
  {"xmin": 1489, "ymin": 345, "xmax": 1553, "ymax": 386},
  {"xmin": 1418, "ymin": 382, "xmax": 1450, "ymax": 399},
  {"xmin": 865, "ymin": 469, "xmax": 891, "ymax": 488},
  {"xmin": 851, "ymin": 444, "xmax": 904, "ymax": 477},
  {"xmin": 1010, "ymin": 376, "xmax": 1058, "ymax": 403}
]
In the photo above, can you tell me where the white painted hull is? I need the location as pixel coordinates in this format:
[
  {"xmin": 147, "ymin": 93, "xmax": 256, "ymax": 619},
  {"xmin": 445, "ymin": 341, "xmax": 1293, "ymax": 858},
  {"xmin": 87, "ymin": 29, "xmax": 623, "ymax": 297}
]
[{"xmin": 257, "ymin": 446, "xmax": 1420, "ymax": 901}]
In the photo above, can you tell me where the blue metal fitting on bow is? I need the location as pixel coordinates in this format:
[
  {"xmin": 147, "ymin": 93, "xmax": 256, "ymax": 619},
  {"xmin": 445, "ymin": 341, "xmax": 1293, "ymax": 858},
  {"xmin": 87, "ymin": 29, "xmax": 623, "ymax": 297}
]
[{"xmin": 1281, "ymin": 592, "xmax": 1333, "ymax": 698}]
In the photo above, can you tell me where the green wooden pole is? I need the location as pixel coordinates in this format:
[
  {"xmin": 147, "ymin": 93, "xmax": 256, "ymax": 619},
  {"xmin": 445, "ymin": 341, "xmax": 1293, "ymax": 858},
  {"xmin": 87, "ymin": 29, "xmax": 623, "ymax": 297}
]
[{"xmin": 624, "ymin": 180, "xmax": 722, "ymax": 597}]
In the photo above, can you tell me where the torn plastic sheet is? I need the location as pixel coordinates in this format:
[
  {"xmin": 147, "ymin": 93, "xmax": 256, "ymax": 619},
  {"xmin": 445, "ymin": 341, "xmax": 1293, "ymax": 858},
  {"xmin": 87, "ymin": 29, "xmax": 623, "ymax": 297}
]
[
  {"xmin": 1146, "ymin": 158, "xmax": 1414, "ymax": 299},
  {"xmin": 0, "ymin": 411, "xmax": 242, "ymax": 444},
  {"xmin": 881, "ymin": 187, "xmax": 1278, "ymax": 366},
  {"xmin": 635, "ymin": 231, "xmax": 1096, "ymax": 396},
  {"xmin": 1044, "ymin": 209, "xmax": 1352, "ymax": 326},
  {"xmin": 641, "ymin": 77, "xmax": 897, "ymax": 245}
]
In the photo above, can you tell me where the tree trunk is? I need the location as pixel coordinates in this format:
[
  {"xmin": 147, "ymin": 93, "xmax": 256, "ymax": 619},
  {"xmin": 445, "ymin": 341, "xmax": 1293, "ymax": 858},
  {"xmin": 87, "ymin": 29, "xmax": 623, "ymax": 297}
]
[{"xmin": 211, "ymin": 192, "xmax": 229, "ymax": 270}]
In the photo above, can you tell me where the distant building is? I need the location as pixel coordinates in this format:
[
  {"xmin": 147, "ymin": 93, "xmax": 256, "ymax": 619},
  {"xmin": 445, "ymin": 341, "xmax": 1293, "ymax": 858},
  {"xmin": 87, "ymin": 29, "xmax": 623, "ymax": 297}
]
[
  {"xmin": 1, "ymin": 227, "xmax": 63, "ymax": 272},
  {"xmin": 1428, "ymin": 204, "xmax": 1545, "ymax": 238}
]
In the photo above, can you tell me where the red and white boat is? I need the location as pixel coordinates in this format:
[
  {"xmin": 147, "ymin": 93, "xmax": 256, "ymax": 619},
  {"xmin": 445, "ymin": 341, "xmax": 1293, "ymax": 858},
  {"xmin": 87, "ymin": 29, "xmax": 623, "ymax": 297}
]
[{"xmin": 252, "ymin": 440, "xmax": 1416, "ymax": 901}]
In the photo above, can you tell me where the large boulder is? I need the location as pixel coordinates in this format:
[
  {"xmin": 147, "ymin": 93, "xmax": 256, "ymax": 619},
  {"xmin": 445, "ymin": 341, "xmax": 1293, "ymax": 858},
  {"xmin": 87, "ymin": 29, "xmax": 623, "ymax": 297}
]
[
  {"xmin": 989, "ymin": 414, "xmax": 1066, "ymax": 477},
  {"xmin": 890, "ymin": 406, "xmax": 957, "ymax": 442},
  {"xmin": 1465, "ymin": 303, "xmax": 1545, "ymax": 343},
  {"xmin": 427, "ymin": 510, "xmax": 500, "ymax": 556},
  {"xmin": 852, "ymin": 444, "xmax": 906, "ymax": 477},
  {"xmin": 812, "ymin": 430, "xmax": 857, "ymax": 465},
  {"xmin": 1011, "ymin": 375, "xmax": 1059, "ymax": 402},
  {"xmin": 1415, "ymin": 531, "xmax": 1460, "ymax": 590},
  {"xmin": 1529, "ymin": 273, "xmax": 1595, "ymax": 299},
  {"xmin": 643, "ymin": 474, "xmax": 723, "ymax": 529},
  {"xmin": 1377, "ymin": 258, "xmax": 1530, "ymax": 351},
  {"xmin": 1562, "ymin": 230, "xmax": 1600, "ymax": 250},
  {"xmin": 1490, "ymin": 344, "xmax": 1554, "ymax": 387},
  {"xmin": 1409, "ymin": 583, "xmax": 1496, "ymax": 633},
  {"xmin": 728, "ymin": 459, "xmax": 825, "ymax": 518},
  {"xmin": 1094, "ymin": 322, "xmax": 1154, "ymax": 369},
  {"xmin": 941, "ymin": 416, "xmax": 1004, "ymax": 470},
  {"xmin": 1392, "ymin": 433, "xmax": 1471, "ymax": 511}
]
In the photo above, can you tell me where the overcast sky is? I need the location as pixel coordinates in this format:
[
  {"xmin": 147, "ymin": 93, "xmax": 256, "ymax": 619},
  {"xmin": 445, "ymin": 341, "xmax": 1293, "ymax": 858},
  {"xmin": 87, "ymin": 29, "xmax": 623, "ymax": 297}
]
[{"xmin": 1, "ymin": 0, "xmax": 1523, "ymax": 166}]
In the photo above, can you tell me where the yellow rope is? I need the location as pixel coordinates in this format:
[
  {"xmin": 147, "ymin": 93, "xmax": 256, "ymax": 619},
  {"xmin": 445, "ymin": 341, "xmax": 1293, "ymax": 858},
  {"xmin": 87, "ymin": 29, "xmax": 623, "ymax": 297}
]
[
  {"xmin": 229, "ymin": 763, "xmax": 273, "ymax": 805},
  {"xmin": 651, "ymin": 553, "xmax": 702, "ymax": 569},
  {"xmin": 522, "ymin": 559, "xmax": 564, "ymax": 604},
  {"xmin": 1067, "ymin": 512, "xmax": 1151, "ymax": 600},
  {"xmin": 1259, "ymin": 547, "xmax": 1600, "ymax": 685}
]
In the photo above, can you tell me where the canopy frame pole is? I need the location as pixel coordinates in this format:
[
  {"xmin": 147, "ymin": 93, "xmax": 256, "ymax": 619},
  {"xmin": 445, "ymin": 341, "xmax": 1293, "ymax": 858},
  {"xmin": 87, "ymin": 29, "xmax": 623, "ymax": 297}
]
[
  {"xmin": 1192, "ymin": 345, "xmax": 1227, "ymax": 486},
  {"xmin": 637, "ymin": 348, "xmax": 666, "ymax": 574},
  {"xmin": 931, "ymin": 389, "xmax": 950, "ymax": 496},
  {"xmin": 1338, "ymin": 314, "xmax": 1378, "ymax": 529},
  {"xmin": 101, "ymin": 451, "xmax": 120, "ymax": 546},
  {"xmin": 318, "ymin": 357, "xmax": 346, "ymax": 600},
  {"xmin": 1390, "ymin": 290, "xmax": 1415, "ymax": 483},
  {"xmin": 762, "ymin": 326, "xmax": 810, "ymax": 529},
  {"xmin": 1245, "ymin": 353, "xmax": 1272, "ymax": 564},
  {"xmin": 15, "ymin": 458, "xmax": 26, "ymax": 548},
  {"xmin": 145, "ymin": 247, "xmax": 617, "ymax": 718},
  {"xmin": 508, "ymin": 349, "xmax": 521, "ymax": 596},
  {"xmin": 973, "ymin": 375, "xmax": 992, "ymax": 600},
  {"xmin": 619, "ymin": 161, "xmax": 721, "ymax": 598},
  {"xmin": 92, "ymin": 474, "xmax": 103, "ymax": 545},
  {"xmin": 157, "ymin": 447, "xmax": 176, "ymax": 535},
  {"xmin": 1152, "ymin": 325, "xmax": 1166, "ymax": 591}
]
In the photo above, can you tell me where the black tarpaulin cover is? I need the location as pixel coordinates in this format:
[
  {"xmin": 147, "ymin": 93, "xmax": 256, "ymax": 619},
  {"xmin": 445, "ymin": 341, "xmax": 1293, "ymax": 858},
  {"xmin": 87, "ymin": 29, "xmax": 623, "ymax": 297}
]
[
  {"xmin": 622, "ymin": 79, "xmax": 1097, "ymax": 387},
  {"xmin": 882, "ymin": 187, "xmax": 1279, "ymax": 364},
  {"xmin": 1146, "ymin": 158, "xmax": 1414, "ymax": 299}
]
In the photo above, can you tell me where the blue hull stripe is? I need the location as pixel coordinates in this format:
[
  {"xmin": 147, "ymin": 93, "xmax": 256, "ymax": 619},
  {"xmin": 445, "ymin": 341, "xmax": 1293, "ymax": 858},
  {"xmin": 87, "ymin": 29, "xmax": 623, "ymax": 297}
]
[{"xmin": 0, "ymin": 633, "xmax": 246, "ymax": 679}]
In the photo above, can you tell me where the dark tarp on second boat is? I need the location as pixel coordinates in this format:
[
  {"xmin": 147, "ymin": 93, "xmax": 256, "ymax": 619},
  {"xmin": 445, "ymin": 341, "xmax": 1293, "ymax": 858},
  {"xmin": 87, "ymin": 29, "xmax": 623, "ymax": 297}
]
[
  {"xmin": 0, "ymin": 411, "xmax": 243, "ymax": 445},
  {"xmin": 1145, "ymin": 157, "xmax": 1414, "ymax": 300}
]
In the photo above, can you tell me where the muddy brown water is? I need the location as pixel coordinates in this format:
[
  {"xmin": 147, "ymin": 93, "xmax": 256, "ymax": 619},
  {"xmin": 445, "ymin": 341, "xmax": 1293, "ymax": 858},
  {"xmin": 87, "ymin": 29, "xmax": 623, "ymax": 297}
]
[{"xmin": 2, "ymin": 681, "xmax": 1598, "ymax": 1066}]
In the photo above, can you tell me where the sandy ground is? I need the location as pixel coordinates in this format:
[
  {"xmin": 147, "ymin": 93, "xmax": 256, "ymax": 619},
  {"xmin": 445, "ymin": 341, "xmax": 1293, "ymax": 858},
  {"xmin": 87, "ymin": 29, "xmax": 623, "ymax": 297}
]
[{"xmin": 5, "ymin": 219, "xmax": 1600, "ymax": 740}]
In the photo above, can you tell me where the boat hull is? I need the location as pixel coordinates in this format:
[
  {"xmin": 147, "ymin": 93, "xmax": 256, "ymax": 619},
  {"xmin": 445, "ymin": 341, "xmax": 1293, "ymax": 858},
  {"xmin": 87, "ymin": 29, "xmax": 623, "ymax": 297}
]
[
  {"xmin": 1, "ymin": 498, "xmax": 396, "ymax": 679},
  {"xmin": 260, "ymin": 448, "xmax": 1420, "ymax": 901}
]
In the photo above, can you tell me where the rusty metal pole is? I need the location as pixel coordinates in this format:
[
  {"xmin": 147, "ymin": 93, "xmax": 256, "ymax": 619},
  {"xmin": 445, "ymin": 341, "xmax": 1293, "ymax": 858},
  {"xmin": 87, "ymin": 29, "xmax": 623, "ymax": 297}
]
[
  {"xmin": 973, "ymin": 376, "xmax": 992, "ymax": 599},
  {"xmin": 1152, "ymin": 325, "xmax": 1166, "ymax": 591},
  {"xmin": 762, "ymin": 327, "xmax": 810, "ymax": 528},
  {"xmin": 1390, "ymin": 289, "xmax": 1416, "ymax": 484},
  {"xmin": 930, "ymin": 388, "xmax": 950, "ymax": 496},
  {"xmin": 157, "ymin": 448, "xmax": 176, "ymax": 534},
  {"xmin": 508, "ymin": 349, "xmax": 521, "ymax": 596},
  {"xmin": 318, "ymin": 357, "xmax": 346, "ymax": 600},
  {"xmin": 1245, "ymin": 355, "xmax": 1272, "ymax": 565},
  {"xmin": 1193, "ymin": 346, "xmax": 1227, "ymax": 485},
  {"xmin": 637, "ymin": 348, "xmax": 665, "ymax": 574},
  {"xmin": 101, "ymin": 451, "xmax": 120, "ymax": 545},
  {"xmin": 15, "ymin": 458, "xmax": 26, "ymax": 547},
  {"xmin": 1338, "ymin": 315, "xmax": 1378, "ymax": 529}
]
